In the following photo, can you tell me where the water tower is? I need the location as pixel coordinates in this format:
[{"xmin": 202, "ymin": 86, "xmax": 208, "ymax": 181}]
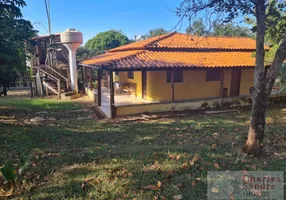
[{"xmin": 60, "ymin": 29, "xmax": 83, "ymax": 93}]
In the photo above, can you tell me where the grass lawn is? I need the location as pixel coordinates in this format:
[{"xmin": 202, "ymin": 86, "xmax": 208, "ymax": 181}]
[{"xmin": 0, "ymin": 97, "xmax": 285, "ymax": 199}]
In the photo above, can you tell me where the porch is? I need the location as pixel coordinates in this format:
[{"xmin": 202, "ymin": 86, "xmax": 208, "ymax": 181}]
[{"xmin": 99, "ymin": 87, "xmax": 156, "ymax": 118}]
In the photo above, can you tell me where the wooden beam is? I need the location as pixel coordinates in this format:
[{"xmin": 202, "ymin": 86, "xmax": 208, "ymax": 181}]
[
  {"xmin": 97, "ymin": 69, "xmax": 102, "ymax": 106},
  {"xmin": 220, "ymin": 69, "xmax": 225, "ymax": 97},
  {"xmin": 81, "ymin": 66, "xmax": 84, "ymax": 88},
  {"xmin": 84, "ymin": 67, "xmax": 88, "ymax": 87},
  {"xmin": 171, "ymin": 69, "xmax": 175, "ymax": 102},
  {"xmin": 89, "ymin": 68, "xmax": 93, "ymax": 90},
  {"xmin": 109, "ymin": 71, "xmax": 116, "ymax": 118}
]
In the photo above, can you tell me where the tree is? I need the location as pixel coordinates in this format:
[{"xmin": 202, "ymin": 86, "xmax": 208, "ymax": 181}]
[
  {"xmin": 85, "ymin": 30, "xmax": 130, "ymax": 52},
  {"xmin": 0, "ymin": 0, "xmax": 36, "ymax": 95},
  {"xmin": 177, "ymin": 0, "xmax": 286, "ymax": 155},
  {"xmin": 186, "ymin": 19, "xmax": 208, "ymax": 35},
  {"xmin": 143, "ymin": 28, "xmax": 168, "ymax": 39},
  {"xmin": 186, "ymin": 19, "xmax": 253, "ymax": 37},
  {"xmin": 76, "ymin": 46, "xmax": 99, "ymax": 60},
  {"xmin": 212, "ymin": 23, "xmax": 254, "ymax": 37}
]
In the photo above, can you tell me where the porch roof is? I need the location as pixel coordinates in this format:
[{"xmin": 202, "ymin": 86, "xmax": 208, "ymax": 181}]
[{"xmin": 81, "ymin": 32, "xmax": 268, "ymax": 70}]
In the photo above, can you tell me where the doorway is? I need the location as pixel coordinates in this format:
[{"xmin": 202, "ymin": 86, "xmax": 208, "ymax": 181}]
[{"xmin": 230, "ymin": 68, "xmax": 241, "ymax": 96}]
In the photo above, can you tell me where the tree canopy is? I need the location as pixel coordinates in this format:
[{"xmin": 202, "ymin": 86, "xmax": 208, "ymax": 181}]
[
  {"xmin": 186, "ymin": 19, "xmax": 253, "ymax": 37},
  {"xmin": 76, "ymin": 47, "xmax": 99, "ymax": 60},
  {"xmin": 0, "ymin": 0, "xmax": 36, "ymax": 95},
  {"xmin": 178, "ymin": 0, "xmax": 286, "ymax": 155},
  {"xmin": 85, "ymin": 30, "xmax": 130, "ymax": 52},
  {"xmin": 143, "ymin": 28, "xmax": 168, "ymax": 39}
]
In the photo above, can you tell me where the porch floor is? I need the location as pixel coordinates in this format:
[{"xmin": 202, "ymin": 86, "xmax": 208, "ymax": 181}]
[{"xmin": 99, "ymin": 87, "xmax": 156, "ymax": 118}]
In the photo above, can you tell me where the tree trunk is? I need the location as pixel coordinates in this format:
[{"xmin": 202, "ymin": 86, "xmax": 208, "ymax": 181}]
[
  {"xmin": 244, "ymin": 2, "xmax": 286, "ymax": 155},
  {"xmin": 244, "ymin": 1, "xmax": 267, "ymax": 155},
  {"xmin": 3, "ymin": 83, "xmax": 7, "ymax": 96}
]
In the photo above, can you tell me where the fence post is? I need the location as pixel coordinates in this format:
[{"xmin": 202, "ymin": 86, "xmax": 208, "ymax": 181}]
[{"xmin": 58, "ymin": 80, "xmax": 61, "ymax": 99}]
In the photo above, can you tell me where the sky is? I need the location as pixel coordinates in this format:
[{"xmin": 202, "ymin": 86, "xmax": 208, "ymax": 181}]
[{"xmin": 22, "ymin": 0, "xmax": 188, "ymax": 44}]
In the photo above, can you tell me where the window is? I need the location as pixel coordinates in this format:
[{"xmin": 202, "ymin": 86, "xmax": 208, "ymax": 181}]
[
  {"xmin": 206, "ymin": 69, "xmax": 220, "ymax": 81},
  {"xmin": 167, "ymin": 69, "xmax": 183, "ymax": 83},
  {"xmin": 115, "ymin": 71, "xmax": 119, "ymax": 76},
  {"xmin": 127, "ymin": 71, "xmax": 134, "ymax": 79}
]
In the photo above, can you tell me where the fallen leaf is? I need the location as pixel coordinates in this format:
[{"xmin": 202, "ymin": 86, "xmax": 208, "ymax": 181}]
[
  {"xmin": 189, "ymin": 154, "xmax": 200, "ymax": 166},
  {"xmin": 173, "ymin": 194, "xmax": 183, "ymax": 200},
  {"xmin": 212, "ymin": 132, "xmax": 219, "ymax": 138},
  {"xmin": 169, "ymin": 154, "xmax": 176, "ymax": 160},
  {"xmin": 128, "ymin": 172, "xmax": 133, "ymax": 177},
  {"xmin": 196, "ymin": 177, "xmax": 201, "ymax": 181},
  {"xmin": 211, "ymin": 187, "xmax": 219, "ymax": 193},
  {"xmin": 214, "ymin": 163, "xmax": 220, "ymax": 169},
  {"xmin": 157, "ymin": 181, "xmax": 162, "ymax": 188},
  {"xmin": 176, "ymin": 183, "xmax": 184, "ymax": 188},
  {"xmin": 182, "ymin": 163, "xmax": 188, "ymax": 169},
  {"xmin": 176, "ymin": 155, "xmax": 181, "ymax": 160},
  {"xmin": 166, "ymin": 170, "xmax": 174, "ymax": 177},
  {"xmin": 212, "ymin": 144, "xmax": 217, "ymax": 148},
  {"xmin": 224, "ymin": 153, "xmax": 232, "ymax": 157},
  {"xmin": 43, "ymin": 176, "xmax": 50, "ymax": 181},
  {"xmin": 191, "ymin": 181, "xmax": 196, "ymax": 186},
  {"xmin": 143, "ymin": 184, "xmax": 160, "ymax": 191}
]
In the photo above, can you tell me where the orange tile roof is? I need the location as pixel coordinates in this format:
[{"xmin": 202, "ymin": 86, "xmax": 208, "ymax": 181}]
[
  {"xmin": 82, "ymin": 32, "xmax": 267, "ymax": 69},
  {"xmin": 82, "ymin": 50, "xmax": 256, "ymax": 69},
  {"xmin": 83, "ymin": 50, "xmax": 142, "ymax": 65},
  {"xmin": 107, "ymin": 32, "xmax": 268, "ymax": 52}
]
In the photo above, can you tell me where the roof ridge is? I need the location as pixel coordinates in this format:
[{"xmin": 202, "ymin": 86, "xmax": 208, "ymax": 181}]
[
  {"xmin": 145, "ymin": 32, "xmax": 176, "ymax": 48},
  {"xmin": 175, "ymin": 32, "xmax": 253, "ymax": 39}
]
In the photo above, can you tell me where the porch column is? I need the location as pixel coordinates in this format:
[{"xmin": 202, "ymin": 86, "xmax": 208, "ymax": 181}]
[
  {"xmin": 81, "ymin": 66, "xmax": 84, "ymax": 88},
  {"xmin": 171, "ymin": 69, "xmax": 175, "ymax": 102},
  {"xmin": 109, "ymin": 71, "xmax": 116, "ymax": 118},
  {"xmin": 220, "ymin": 69, "xmax": 225, "ymax": 97},
  {"xmin": 97, "ymin": 69, "xmax": 101, "ymax": 106},
  {"xmin": 89, "ymin": 68, "xmax": 93, "ymax": 90},
  {"xmin": 84, "ymin": 67, "xmax": 88, "ymax": 87}
]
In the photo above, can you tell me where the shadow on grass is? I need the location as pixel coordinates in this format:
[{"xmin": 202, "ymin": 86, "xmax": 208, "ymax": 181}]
[{"xmin": 0, "ymin": 106, "xmax": 286, "ymax": 199}]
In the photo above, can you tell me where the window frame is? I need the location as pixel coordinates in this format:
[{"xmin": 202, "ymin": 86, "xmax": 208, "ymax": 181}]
[
  {"xmin": 166, "ymin": 69, "xmax": 184, "ymax": 83},
  {"xmin": 206, "ymin": 68, "xmax": 221, "ymax": 82},
  {"xmin": 115, "ymin": 71, "xmax": 119, "ymax": 76},
  {"xmin": 127, "ymin": 71, "xmax": 134, "ymax": 79}
]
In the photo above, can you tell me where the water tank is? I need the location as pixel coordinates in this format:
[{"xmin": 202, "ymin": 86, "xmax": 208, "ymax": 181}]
[
  {"xmin": 60, "ymin": 29, "xmax": 83, "ymax": 44},
  {"xmin": 60, "ymin": 29, "xmax": 83, "ymax": 93}
]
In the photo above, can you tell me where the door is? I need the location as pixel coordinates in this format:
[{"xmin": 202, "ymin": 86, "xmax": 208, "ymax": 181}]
[
  {"xmin": 142, "ymin": 71, "xmax": 147, "ymax": 99},
  {"xmin": 230, "ymin": 68, "xmax": 241, "ymax": 96}
]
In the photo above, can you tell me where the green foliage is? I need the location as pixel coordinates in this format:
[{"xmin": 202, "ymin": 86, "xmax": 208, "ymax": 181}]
[
  {"xmin": 1, "ymin": 161, "xmax": 16, "ymax": 185},
  {"xmin": 143, "ymin": 28, "xmax": 168, "ymax": 39},
  {"xmin": 0, "ymin": 0, "xmax": 37, "ymax": 95},
  {"xmin": 186, "ymin": 20, "xmax": 253, "ymax": 37},
  {"xmin": 76, "ymin": 46, "xmax": 99, "ymax": 60},
  {"xmin": 278, "ymin": 63, "xmax": 286, "ymax": 94},
  {"xmin": 212, "ymin": 23, "xmax": 253, "ymax": 37},
  {"xmin": 245, "ymin": 1, "xmax": 286, "ymax": 45},
  {"xmin": 0, "ymin": 97, "xmax": 286, "ymax": 199},
  {"xmin": 85, "ymin": 30, "xmax": 130, "ymax": 51},
  {"xmin": 186, "ymin": 19, "xmax": 207, "ymax": 35}
]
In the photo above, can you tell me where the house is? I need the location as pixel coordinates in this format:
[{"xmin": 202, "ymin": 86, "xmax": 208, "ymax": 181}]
[{"xmin": 80, "ymin": 32, "xmax": 268, "ymax": 118}]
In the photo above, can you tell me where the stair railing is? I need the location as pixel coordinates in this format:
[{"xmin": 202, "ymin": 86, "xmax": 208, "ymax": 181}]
[
  {"xmin": 44, "ymin": 65, "xmax": 69, "ymax": 90},
  {"xmin": 39, "ymin": 68, "xmax": 61, "ymax": 99}
]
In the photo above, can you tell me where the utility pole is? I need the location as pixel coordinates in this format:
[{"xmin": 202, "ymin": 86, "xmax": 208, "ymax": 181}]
[{"xmin": 44, "ymin": 0, "xmax": 51, "ymax": 34}]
